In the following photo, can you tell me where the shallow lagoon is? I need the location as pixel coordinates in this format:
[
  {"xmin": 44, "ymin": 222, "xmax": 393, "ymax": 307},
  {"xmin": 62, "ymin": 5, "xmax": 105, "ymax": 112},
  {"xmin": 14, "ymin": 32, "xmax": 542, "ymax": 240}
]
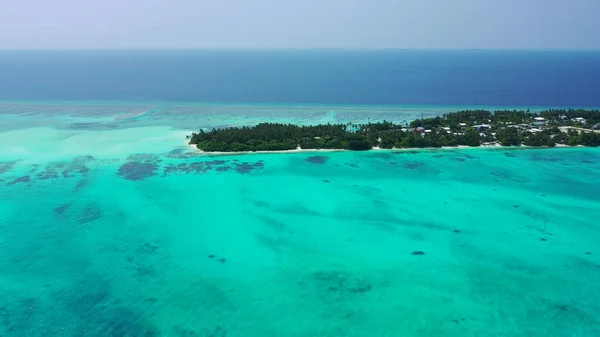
[{"xmin": 1, "ymin": 102, "xmax": 599, "ymax": 336}]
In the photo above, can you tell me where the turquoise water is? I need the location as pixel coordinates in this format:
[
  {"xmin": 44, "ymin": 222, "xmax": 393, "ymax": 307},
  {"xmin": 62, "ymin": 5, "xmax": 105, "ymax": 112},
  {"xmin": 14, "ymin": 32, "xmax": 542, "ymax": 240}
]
[{"xmin": 1, "ymin": 103, "xmax": 600, "ymax": 336}]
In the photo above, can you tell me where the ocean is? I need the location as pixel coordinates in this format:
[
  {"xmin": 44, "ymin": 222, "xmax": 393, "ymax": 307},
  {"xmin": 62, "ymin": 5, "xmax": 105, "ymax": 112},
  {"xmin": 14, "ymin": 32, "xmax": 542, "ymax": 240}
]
[
  {"xmin": 1, "ymin": 50, "xmax": 600, "ymax": 336},
  {"xmin": 1, "ymin": 50, "xmax": 600, "ymax": 106}
]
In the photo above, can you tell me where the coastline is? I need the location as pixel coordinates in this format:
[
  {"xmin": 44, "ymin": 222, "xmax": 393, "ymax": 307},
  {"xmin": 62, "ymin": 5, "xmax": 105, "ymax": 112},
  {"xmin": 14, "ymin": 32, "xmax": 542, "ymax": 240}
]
[{"xmin": 185, "ymin": 141, "xmax": 588, "ymax": 156}]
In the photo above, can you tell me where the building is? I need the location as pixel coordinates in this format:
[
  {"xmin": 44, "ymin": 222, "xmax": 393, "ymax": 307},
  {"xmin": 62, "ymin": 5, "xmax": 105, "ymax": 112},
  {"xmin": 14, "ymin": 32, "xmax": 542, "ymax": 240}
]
[
  {"xmin": 532, "ymin": 117, "xmax": 547, "ymax": 126},
  {"xmin": 473, "ymin": 124, "xmax": 490, "ymax": 132},
  {"xmin": 459, "ymin": 123, "xmax": 467, "ymax": 127},
  {"xmin": 572, "ymin": 117, "xmax": 587, "ymax": 124},
  {"xmin": 593, "ymin": 123, "xmax": 600, "ymax": 130}
]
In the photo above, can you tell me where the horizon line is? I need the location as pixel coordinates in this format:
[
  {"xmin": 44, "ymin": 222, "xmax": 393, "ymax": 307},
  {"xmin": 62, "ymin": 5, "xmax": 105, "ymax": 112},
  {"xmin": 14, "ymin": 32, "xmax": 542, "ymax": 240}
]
[{"xmin": 0, "ymin": 47, "xmax": 599, "ymax": 52}]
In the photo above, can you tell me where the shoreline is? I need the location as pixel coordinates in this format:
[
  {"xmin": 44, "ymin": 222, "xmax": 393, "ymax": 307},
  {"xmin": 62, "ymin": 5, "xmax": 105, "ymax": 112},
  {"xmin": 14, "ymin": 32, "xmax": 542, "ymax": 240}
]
[{"xmin": 185, "ymin": 142, "xmax": 588, "ymax": 156}]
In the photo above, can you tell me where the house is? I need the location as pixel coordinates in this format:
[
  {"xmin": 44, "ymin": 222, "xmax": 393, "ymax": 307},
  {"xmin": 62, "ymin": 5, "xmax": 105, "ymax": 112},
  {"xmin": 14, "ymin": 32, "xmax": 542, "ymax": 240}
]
[
  {"xmin": 459, "ymin": 123, "xmax": 467, "ymax": 127},
  {"xmin": 415, "ymin": 127, "xmax": 425, "ymax": 133},
  {"xmin": 529, "ymin": 128, "xmax": 542, "ymax": 133},
  {"xmin": 473, "ymin": 124, "xmax": 490, "ymax": 132},
  {"xmin": 572, "ymin": 117, "xmax": 587, "ymax": 124},
  {"xmin": 532, "ymin": 117, "xmax": 547, "ymax": 126},
  {"xmin": 593, "ymin": 123, "xmax": 600, "ymax": 130},
  {"xmin": 558, "ymin": 114, "xmax": 567, "ymax": 120}
]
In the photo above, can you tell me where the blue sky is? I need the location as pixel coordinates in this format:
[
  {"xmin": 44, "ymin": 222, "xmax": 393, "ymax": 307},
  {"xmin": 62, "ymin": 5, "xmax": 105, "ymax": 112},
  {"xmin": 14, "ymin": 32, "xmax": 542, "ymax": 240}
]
[{"xmin": 0, "ymin": 0, "xmax": 599, "ymax": 49}]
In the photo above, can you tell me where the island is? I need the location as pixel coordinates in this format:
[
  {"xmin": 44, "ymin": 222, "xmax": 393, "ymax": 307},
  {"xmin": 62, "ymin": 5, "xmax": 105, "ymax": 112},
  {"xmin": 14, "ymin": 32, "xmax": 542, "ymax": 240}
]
[{"xmin": 188, "ymin": 108, "xmax": 600, "ymax": 152}]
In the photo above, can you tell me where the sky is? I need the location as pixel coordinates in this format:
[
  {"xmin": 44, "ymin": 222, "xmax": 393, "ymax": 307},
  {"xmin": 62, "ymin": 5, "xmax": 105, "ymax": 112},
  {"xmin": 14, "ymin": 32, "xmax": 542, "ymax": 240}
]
[{"xmin": 0, "ymin": 0, "xmax": 599, "ymax": 49}]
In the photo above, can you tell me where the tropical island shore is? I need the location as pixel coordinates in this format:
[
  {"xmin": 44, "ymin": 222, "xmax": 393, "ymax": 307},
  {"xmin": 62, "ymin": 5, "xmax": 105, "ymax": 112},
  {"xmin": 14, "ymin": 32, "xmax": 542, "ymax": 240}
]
[{"xmin": 187, "ymin": 109, "xmax": 600, "ymax": 152}]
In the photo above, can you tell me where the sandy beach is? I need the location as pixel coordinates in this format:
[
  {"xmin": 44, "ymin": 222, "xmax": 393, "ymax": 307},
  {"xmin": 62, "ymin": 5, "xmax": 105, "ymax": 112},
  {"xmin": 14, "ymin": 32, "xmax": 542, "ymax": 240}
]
[{"xmin": 185, "ymin": 140, "xmax": 583, "ymax": 156}]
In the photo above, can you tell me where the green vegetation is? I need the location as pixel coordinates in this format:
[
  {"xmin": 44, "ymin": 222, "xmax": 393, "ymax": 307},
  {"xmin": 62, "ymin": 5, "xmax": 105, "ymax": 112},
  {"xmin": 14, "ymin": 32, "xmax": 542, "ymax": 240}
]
[
  {"xmin": 188, "ymin": 109, "xmax": 600, "ymax": 152},
  {"xmin": 494, "ymin": 128, "xmax": 521, "ymax": 146},
  {"xmin": 189, "ymin": 123, "xmax": 368, "ymax": 152}
]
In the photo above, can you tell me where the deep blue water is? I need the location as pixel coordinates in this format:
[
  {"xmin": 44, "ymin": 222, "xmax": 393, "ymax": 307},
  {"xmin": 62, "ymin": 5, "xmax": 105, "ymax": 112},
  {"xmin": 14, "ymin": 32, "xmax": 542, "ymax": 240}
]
[{"xmin": 0, "ymin": 50, "xmax": 599, "ymax": 106}]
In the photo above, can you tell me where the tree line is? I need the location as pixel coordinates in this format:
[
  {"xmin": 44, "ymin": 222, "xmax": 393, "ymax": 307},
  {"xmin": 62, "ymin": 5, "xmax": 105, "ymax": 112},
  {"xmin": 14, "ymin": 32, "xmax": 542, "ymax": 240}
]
[{"xmin": 187, "ymin": 109, "xmax": 600, "ymax": 152}]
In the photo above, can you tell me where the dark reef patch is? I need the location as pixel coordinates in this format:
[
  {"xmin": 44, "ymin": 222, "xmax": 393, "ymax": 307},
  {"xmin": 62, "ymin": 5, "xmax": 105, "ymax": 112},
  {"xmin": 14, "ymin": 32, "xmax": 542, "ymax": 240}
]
[
  {"xmin": 37, "ymin": 162, "xmax": 68, "ymax": 180},
  {"xmin": 173, "ymin": 325, "xmax": 223, "ymax": 337},
  {"xmin": 368, "ymin": 152, "xmax": 393, "ymax": 160},
  {"xmin": 136, "ymin": 242, "xmax": 159, "ymax": 255},
  {"xmin": 7, "ymin": 175, "xmax": 30, "ymax": 186},
  {"xmin": 163, "ymin": 162, "xmax": 213, "ymax": 175},
  {"xmin": 528, "ymin": 154, "xmax": 562, "ymax": 163},
  {"xmin": 394, "ymin": 150, "xmax": 421, "ymax": 155},
  {"xmin": 1, "ymin": 278, "xmax": 159, "ymax": 336},
  {"xmin": 258, "ymin": 216, "xmax": 289, "ymax": 232},
  {"xmin": 118, "ymin": 162, "xmax": 159, "ymax": 181},
  {"xmin": 61, "ymin": 155, "xmax": 94, "ymax": 178},
  {"xmin": 121, "ymin": 241, "xmax": 161, "ymax": 280},
  {"xmin": 402, "ymin": 161, "xmax": 426, "ymax": 170},
  {"xmin": 78, "ymin": 204, "xmax": 102, "ymax": 224},
  {"xmin": 233, "ymin": 161, "xmax": 264, "ymax": 174},
  {"xmin": 490, "ymin": 171, "xmax": 529, "ymax": 183},
  {"xmin": 276, "ymin": 204, "xmax": 320, "ymax": 216},
  {"xmin": 57, "ymin": 278, "xmax": 159, "ymax": 336},
  {"xmin": 581, "ymin": 160, "xmax": 595, "ymax": 164},
  {"xmin": 164, "ymin": 148, "xmax": 197, "ymax": 159},
  {"xmin": 207, "ymin": 160, "xmax": 227, "ymax": 165},
  {"xmin": 451, "ymin": 157, "xmax": 467, "ymax": 162},
  {"xmin": 503, "ymin": 151, "xmax": 518, "ymax": 158},
  {"xmin": 0, "ymin": 297, "xmax": 41, "ymax": 335},
  {"xmin": 126, "ymin": 153, "xmax": 160, "ymax": 163},
  {"xmin": 125, "ymin": 247, "xmax": 160, "ymax": 280},
  {"xmin": 54, "ymin": 203, "xmax": 71, "ymax": 216},
  {"xmin": 306, "ymin": 156, "xmax": 329, "ymax": 164},
  {"xmin": 27, "ymin": 164, "xmax": 40, "ymax": 174},
  {"xmin": 255, "ymin": 234, "xmax": 285, "ymax": 253},
  {"xmin": 163, "ymin": 159, "xmax": 263, "ymax": 176},
  {"xmin": 68, "ymin": 122, "xmax": 100, "ymax": 129},
  {"xmin": 322, "ymin": 179, "xmax": 330, "ymax": 183},
  {"xmin": 411, "ymin": 251, "xmax": 425, "ymax": 256},
  {"xmin": 36, "ymin": 156, "xmax": 94, "ymax": 180},
  {"xmin": 73, "ymin": 179, "xmax": 87, "ymax": 192},
  {"xmin": 312, "ymin": 271, "xmax": 372, "ymax": 294},
  {"xmin": 0, "ymin": 161, "xmax": 17, "ymax": 174}
]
